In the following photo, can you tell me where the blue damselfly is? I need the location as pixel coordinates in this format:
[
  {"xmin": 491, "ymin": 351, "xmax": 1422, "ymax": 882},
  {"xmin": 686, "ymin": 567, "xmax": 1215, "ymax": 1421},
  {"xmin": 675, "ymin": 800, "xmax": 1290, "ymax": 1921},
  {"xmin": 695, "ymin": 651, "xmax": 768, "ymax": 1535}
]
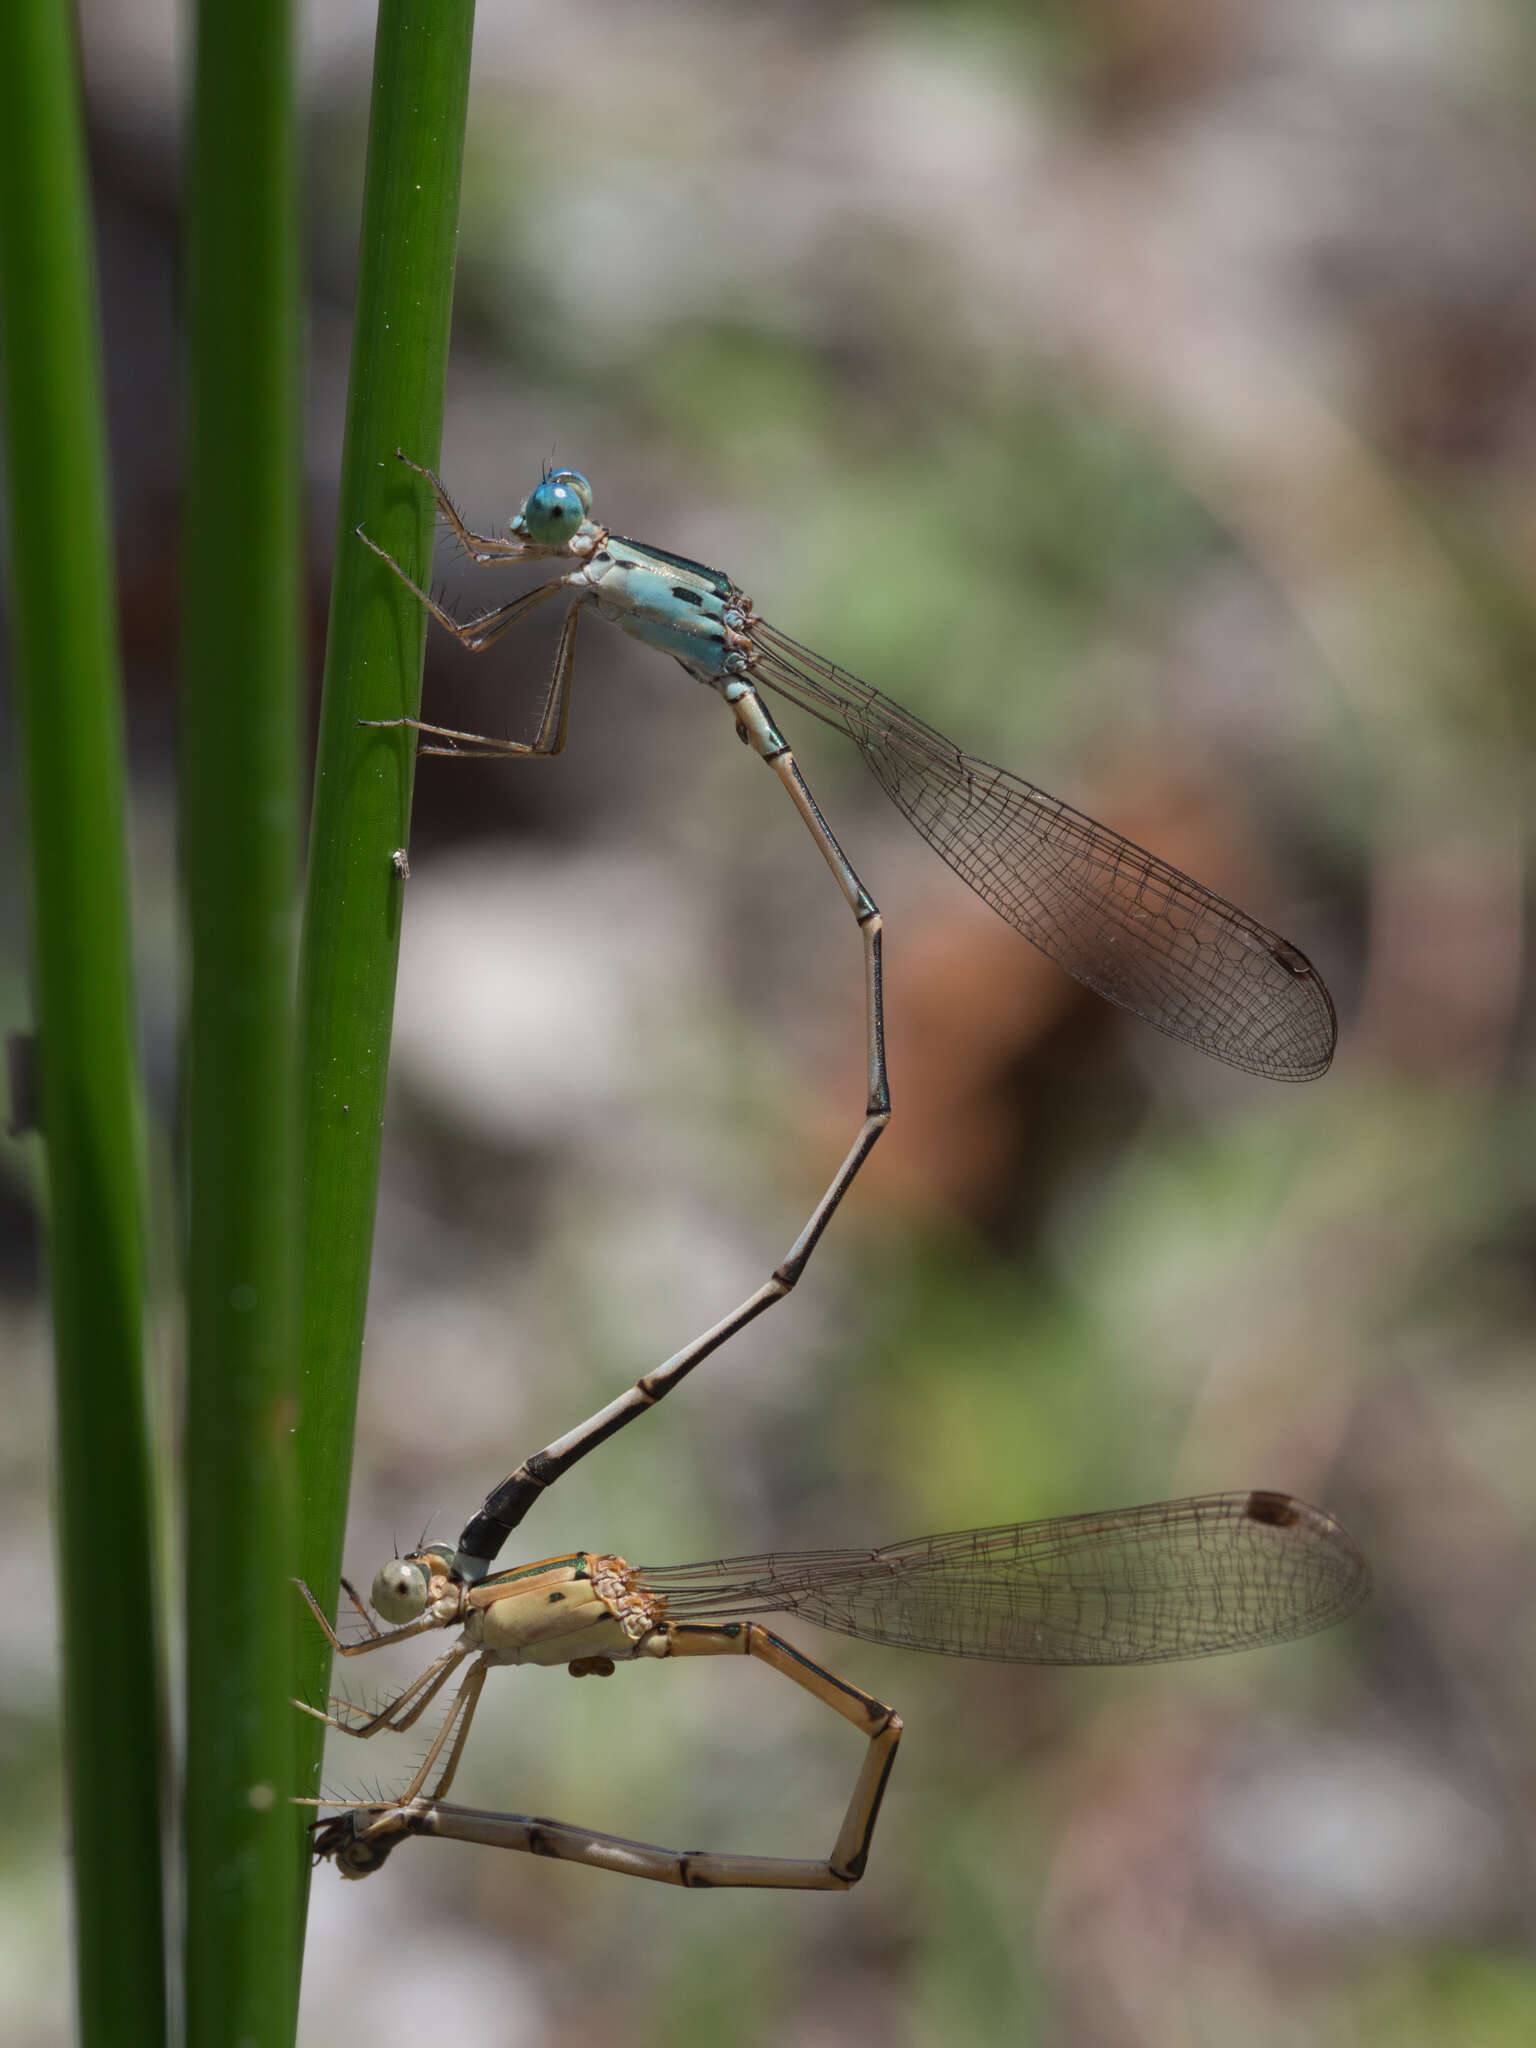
[{"xmin": 360, "ymin": 459, "xmax": 1337, "ymax": 1577}]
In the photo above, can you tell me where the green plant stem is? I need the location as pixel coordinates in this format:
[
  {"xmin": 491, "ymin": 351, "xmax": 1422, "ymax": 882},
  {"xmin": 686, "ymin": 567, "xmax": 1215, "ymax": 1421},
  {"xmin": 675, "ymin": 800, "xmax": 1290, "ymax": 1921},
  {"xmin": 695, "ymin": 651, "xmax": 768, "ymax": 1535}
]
[
  {"xmin": 0, "ymin": 6, "xmax": 165, "ymax": 2044},
  {"xmin": 292, "ymin": 0, "xmax": 478, "ymax": 1911},
  {"xmin": 180, "ymin": 3, "xmax": 302, "ymax": 2042}
]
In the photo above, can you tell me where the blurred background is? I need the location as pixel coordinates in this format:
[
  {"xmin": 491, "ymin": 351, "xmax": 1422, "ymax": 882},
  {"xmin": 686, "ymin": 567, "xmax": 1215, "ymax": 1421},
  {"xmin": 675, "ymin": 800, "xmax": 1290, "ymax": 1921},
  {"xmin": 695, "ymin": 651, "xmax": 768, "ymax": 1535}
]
[{"xmin": 4, "ymin": 1, "xmax": 1536, "ymax": 2042}]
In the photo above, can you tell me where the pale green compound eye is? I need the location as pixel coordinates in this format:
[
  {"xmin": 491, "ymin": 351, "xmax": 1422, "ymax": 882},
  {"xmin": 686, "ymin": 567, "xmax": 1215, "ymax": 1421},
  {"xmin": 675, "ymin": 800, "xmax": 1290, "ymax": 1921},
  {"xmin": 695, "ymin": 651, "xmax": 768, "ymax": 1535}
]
[{"xmin": 371, "ymin": 1557, "xmax": 429, "ymax": 1624}]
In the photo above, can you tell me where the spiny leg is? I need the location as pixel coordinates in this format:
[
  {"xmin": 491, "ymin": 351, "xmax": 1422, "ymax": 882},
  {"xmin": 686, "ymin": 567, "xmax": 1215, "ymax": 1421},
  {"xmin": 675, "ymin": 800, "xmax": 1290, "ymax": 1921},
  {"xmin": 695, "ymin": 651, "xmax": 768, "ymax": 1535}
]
[
  {"xmin": 374, "ymin": 1657, "xmax": 492, "ymax": 1808},
  {"xmin": 357, "ymin": 526, "xmax": 568, "ymax": 653},
  {"xmin": 357, "ymin": 489, "xmax": 590, "ymax": 757},
  {"xmin": 450, "ymin": 687, "xmax": 889, "ymax": 1576},
  {"xmin": 294, "ymin": 1637, "xmax": 475, "ymax": 1742},
  {"xmin": 391, "ymin": 450, "xmax": 531, "ymax": 563},
  {"xmin": 315, "ymin": 1624, "xmax": 901, "ymax": 1890},
  {"xmin": 364, "ymin": 592, "xmax": 584, "ymax": 763},
  {"xmin": 298, "ymin": 1656, "xmax": 492, "ymax": 1838},
  {"xmin": 337, "ymin": 1576, "xmax": 381, "ymax": 1640},
  {"xmin": 359, "ymin": 519, "xmax": 586, "ymax": 760},
  {"xmin": 293, "ymin": 1576, "xmax": 448, "ymax": 1660}
]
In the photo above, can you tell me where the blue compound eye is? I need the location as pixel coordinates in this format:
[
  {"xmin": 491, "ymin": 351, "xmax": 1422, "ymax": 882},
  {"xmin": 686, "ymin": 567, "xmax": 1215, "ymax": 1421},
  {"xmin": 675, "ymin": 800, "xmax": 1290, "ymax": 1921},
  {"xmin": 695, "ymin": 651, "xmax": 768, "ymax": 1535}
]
[
  {"xmin": 515, "ymin": 469, "xmax": 593, "ymax": 544},
  {"xmin": 548, "ymin": 469, "xmax": 593, "ymax": 515}
]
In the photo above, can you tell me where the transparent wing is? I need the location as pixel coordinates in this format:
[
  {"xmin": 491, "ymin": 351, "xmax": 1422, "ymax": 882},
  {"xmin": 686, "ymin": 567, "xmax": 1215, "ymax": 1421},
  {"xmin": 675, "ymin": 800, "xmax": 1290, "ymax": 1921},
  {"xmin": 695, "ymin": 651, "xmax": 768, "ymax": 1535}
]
[
  {"xmin": 639, "ymin": 1492, "xmax": 1369, "ymax": 1666},
  {"xmin": 751, "ymin": 624, "xmax": 1336, "ymax": 1082}
]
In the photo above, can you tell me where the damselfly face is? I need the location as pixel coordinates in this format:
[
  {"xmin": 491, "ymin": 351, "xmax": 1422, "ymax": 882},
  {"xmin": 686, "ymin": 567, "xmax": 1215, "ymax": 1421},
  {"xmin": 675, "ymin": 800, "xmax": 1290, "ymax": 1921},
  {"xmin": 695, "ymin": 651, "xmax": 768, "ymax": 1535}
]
[
  {"xmin": 511, "ymin": 468, "xmax": 595, "ymax": 548},
  {"xmin": 369, "ymin": 1541, "xmax": 455, "ymax": 1624}
]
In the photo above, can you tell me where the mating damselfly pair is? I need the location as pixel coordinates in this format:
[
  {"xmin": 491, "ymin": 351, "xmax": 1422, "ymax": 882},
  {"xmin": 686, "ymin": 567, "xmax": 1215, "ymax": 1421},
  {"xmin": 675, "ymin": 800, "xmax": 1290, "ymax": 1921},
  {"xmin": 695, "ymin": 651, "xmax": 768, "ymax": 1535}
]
[{"xmin": 299, "ymin": 457, "xmax": 1361, "ymax": 1890}]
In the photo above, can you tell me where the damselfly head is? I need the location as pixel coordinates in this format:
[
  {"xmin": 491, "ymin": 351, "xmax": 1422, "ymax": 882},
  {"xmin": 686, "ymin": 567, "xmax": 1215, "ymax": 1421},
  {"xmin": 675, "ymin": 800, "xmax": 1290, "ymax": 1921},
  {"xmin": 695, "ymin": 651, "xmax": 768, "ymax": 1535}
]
[
  {"xmin": 370, "ymin": 1556, "xmax": 429, "ymax": 1623},
  {"xmin": 370, "ymin": 1541, "xmax": 454, "ymax": 1623},
  {"xmin": 513, "ymin": 469, "xmax": 594, "ymax": 546}
]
